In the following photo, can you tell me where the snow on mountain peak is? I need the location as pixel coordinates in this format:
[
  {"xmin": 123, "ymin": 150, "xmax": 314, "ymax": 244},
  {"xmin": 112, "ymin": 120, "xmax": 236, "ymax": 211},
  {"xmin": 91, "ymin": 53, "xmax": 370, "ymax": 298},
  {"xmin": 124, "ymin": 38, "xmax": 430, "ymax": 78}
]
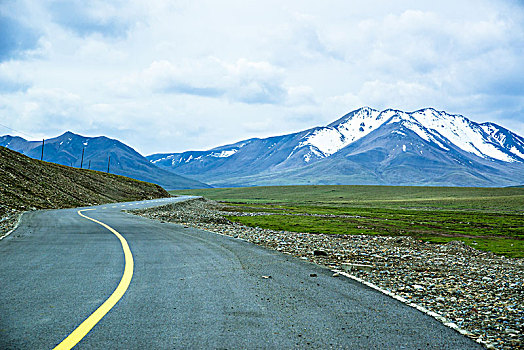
[
  {"xmin": 480, "ymin": 122, "xmax": 524, "ymax": 161},
  {"xmin": 210, "ymin": 149, "xmax": 239, "ymax": 158},
  {"xmin": 297, "ymin": 107, "xmax": 522, "ymax": 163},
  {"xmin": 298, "ymin": 107, "xmax": 383, "ymax": 160},
  {"xmin": 408, "ymin": 109, "xmax": 516, "ymax": 162},
  {"xmin": 387, "ymin": 115, "xmax": 450, "ymax": 151}
]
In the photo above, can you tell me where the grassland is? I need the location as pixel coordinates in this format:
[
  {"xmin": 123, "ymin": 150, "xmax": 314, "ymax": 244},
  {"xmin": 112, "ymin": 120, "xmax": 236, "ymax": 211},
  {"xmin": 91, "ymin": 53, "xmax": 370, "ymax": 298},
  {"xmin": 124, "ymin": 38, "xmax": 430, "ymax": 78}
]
[{"xmin": 171, "ymin": 185, "xmax": 524, "ymax": 258}]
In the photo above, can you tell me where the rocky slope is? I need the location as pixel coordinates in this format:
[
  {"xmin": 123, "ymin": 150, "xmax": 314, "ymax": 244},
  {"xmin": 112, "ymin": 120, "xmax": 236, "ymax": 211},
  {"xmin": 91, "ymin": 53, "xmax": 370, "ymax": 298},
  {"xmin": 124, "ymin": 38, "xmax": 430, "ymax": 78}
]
[{"xmin": 0, "ymin": 146, "xmax": 169, "ymax": 237}]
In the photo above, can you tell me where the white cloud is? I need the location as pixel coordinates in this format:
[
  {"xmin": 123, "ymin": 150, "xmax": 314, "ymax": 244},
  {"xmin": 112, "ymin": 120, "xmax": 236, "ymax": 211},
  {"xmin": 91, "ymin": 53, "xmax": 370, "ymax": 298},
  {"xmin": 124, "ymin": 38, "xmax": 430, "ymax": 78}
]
[
  {"xmin": 112, "ymin": 58, "xmax": 288, "ymax": 104},
  {"xmin": 0, "ymin": 0, "xmax": 523, "ymax": 155},
  {"xmin": 0, "ymin": 62, "xmax": 31, "ymax": 92}
]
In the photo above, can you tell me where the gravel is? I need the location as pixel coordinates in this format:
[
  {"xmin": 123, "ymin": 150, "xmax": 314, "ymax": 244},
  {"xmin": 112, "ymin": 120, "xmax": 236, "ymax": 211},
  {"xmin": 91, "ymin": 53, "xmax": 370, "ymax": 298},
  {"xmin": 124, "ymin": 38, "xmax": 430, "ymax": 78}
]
[
  {"xmin": 0, "ymin": 205, "xmax": 23, "ymax": 239},
  {"xmin": 132, "ymin": 198, "xmax": 523, "ymax": 350}
]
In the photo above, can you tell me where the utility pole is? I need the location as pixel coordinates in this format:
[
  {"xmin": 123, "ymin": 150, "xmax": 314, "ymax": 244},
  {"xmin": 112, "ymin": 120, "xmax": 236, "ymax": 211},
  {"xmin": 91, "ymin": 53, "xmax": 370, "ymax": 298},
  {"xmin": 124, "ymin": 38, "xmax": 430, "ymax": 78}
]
[
  {"xmin": 88, "ymin": 160, "xmax": 91, "ymax": 170},
  {"xmin": 107, "ymin": 155, "xmax": 111, "ymax": 173},
  {"xmin": 80, "ymin": 148, "xmax": 84, "ymax": 169},
  {"xmin": 40, "ymin": 139, "xmax": 44, "ymax": 161}
]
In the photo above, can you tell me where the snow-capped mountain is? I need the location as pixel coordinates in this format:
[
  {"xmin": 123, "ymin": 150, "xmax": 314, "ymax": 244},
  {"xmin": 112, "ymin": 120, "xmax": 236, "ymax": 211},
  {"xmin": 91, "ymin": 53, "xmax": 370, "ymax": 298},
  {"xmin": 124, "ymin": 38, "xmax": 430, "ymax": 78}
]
[
  {"xmin": 282, "ymin": 107, "xmax": 523, "ymax": 164},
  {"xmin": 148, "ymin": 107, "xmax": 524, "ymax": 187}
]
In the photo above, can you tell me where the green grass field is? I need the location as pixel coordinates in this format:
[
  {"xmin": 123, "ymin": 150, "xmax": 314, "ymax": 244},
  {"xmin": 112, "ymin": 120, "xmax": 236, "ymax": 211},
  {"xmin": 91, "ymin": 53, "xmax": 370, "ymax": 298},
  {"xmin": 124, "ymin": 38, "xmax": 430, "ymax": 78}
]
[{"xmin": 171, "ymin": 185, "xmax": 524, "ymax": 258}]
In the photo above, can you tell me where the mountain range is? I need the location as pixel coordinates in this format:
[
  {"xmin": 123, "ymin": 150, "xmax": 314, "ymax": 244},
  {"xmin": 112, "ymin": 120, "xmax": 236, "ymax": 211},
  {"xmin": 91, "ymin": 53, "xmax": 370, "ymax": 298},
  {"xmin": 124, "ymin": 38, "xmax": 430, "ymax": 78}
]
[
  {"xmin": 0, "ymin": 132, "xmax": 209, "ymax": 190},
  {"xmin": 147, "ymin": 107, "xmax": 524, "ymax": 187}
]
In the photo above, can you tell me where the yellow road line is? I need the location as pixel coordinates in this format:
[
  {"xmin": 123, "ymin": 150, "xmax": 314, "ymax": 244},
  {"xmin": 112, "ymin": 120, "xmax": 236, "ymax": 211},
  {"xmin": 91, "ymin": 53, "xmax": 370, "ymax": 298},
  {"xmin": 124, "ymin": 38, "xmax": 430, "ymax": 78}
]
[{"xmin": 53, "ymin": 209, "xmax": 134, "ymax": 350}]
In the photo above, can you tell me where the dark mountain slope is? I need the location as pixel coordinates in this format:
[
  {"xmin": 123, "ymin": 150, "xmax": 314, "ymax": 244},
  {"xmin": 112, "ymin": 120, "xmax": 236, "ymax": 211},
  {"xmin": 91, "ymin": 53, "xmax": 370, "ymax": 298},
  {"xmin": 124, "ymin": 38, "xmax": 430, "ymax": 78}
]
[
  {"xmin": 328, "ymin": 120, "xmax": 520, "ymax": 186},
  {"xmin": 187, "ymin": 116, "xmax": 524, "ymax": 188},
  {"xmin": 0, "ymin": 132, "xmax": 209, "ymax": 190},
  {"xmin": 148, "ymin": 131, "xmax": 318, "ymax": 183}
]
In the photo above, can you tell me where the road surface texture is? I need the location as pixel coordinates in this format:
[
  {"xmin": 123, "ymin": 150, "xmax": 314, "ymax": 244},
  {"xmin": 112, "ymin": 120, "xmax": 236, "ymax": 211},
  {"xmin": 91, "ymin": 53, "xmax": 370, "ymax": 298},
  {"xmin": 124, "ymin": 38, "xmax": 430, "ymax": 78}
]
[{"xmin": 0, "ymin": 197, "xmax": 482, "ymax": 349}]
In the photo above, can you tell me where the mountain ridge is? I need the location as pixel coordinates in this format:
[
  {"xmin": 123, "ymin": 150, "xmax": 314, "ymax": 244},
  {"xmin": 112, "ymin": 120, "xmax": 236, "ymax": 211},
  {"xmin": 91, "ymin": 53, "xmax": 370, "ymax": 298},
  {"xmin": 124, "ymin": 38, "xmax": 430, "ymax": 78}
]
[
  {"xmin": 0, "ymin": 131, "xmax": 210, "ymax": 190},
  {"xmin": 148, "ymin": 107, "xmax": 524, "ymax": 187}
]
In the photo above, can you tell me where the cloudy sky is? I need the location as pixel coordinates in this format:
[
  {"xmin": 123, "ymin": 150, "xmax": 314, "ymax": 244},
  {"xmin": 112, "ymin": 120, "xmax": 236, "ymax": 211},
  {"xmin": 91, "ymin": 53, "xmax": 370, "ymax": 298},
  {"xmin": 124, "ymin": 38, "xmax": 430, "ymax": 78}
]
[{"xmin": 1, "ymin": 0, "xmax": 523, "ymax": 155}]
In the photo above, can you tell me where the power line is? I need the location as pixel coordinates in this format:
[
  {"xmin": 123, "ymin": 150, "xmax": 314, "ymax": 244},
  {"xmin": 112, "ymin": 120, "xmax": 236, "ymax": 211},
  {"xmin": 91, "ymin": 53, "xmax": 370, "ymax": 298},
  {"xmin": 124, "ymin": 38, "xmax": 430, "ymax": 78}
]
[{"xmin": 0, "ymin": 122, "xmax": 36, "ymax": 139}]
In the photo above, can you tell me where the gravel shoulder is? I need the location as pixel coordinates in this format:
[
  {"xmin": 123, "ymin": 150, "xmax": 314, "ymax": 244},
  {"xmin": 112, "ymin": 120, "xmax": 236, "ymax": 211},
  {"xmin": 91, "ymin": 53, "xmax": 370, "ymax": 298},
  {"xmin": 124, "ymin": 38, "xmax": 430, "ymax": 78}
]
[
  {"xmin": 0, "ymin": 206, "xmax": 23, "ymax": 239},
  {"xmin": 131, "ymin": 197, "xmax": 523, "ymax": 350}
]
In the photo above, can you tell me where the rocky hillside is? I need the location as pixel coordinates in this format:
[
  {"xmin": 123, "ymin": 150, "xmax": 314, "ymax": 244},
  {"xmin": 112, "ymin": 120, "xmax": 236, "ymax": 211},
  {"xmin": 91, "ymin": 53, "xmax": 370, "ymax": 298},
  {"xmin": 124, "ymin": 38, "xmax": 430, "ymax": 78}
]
[
  {"xmin": 0, "ymin": 131, "xmax": 210, "ymax": 190},
  {"xmin": 0, "ymin": 146, "xmax": 169, "ymax": 236}
]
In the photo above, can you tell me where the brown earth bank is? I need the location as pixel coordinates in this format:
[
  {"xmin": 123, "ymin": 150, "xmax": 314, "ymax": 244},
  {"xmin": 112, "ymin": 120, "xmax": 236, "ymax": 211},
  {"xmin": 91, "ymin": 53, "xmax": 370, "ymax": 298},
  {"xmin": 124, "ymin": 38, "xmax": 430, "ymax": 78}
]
[
  {"xmin": 131, "ymin": 198, "xmax": 523, "ymax": 350},
  {"xmin": 0, "ymin": 146, "xmax": 169, "ymax": 237}
]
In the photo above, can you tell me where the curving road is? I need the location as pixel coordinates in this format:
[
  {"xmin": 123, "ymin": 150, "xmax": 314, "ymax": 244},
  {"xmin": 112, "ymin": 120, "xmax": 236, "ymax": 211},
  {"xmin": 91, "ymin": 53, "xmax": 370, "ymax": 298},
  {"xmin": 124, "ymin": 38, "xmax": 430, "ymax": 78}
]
[{"xmin": 0, "ymin": 197, "xmax": 481, "ymax": 349}]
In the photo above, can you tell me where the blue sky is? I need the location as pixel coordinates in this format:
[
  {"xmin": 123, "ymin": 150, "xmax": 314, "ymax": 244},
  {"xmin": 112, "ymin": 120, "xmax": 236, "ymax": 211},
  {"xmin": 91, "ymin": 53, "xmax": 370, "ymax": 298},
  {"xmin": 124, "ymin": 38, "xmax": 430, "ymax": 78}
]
[{"xmin": 1, "ymin": 0, "xmax": 523, "ymax": 155}]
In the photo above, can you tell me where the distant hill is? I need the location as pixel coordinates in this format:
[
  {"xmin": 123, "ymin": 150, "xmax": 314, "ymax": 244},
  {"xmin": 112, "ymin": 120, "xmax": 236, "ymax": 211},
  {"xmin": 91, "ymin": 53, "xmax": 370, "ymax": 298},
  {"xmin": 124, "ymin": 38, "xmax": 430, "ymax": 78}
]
[
  {"xmin": 0, "ymin": 131, "xmax": 210, "ymax": 190},
  {"xmin": 0, "ymin": 146, "xmax": 169, "ymax": 213},
  {"xmin": 148, "ymin": 107, "xmax": 524, "ymax": 187}
]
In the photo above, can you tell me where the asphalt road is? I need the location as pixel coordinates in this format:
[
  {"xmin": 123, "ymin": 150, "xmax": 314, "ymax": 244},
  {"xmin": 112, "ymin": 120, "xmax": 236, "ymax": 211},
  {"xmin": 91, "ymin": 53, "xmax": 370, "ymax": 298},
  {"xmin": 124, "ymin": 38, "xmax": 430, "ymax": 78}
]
[{"xmin": 0, "ymin": 196, "xmax": 482, "ymax": 349}]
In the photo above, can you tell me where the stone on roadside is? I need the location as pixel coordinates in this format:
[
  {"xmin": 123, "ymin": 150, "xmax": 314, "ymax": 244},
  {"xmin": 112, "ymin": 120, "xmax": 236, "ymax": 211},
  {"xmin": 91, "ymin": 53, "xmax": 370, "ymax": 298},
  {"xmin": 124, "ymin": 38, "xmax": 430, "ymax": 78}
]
[
  {"xmin": 341, "ymin": 262, "xmax": 373, "ymax": 272},
  {"xmin": 412, "ymin": 284, "xmax": 425, "ymax": 291}
]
